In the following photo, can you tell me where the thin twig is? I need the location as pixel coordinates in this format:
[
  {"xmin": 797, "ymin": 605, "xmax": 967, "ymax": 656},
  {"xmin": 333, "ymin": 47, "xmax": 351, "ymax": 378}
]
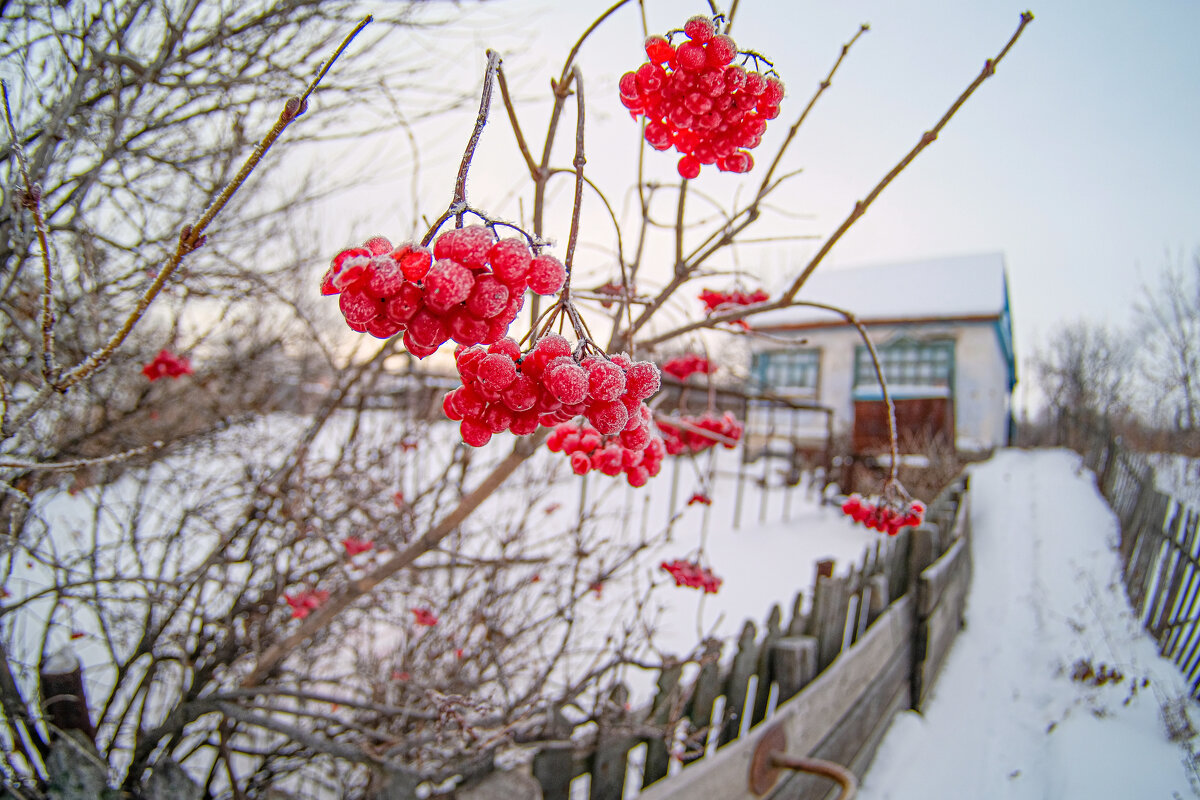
[
  {"xmin": 0, "ymin": 442, "xmax": 161, "ymax": 472},
  {"xmin": 783, "ymin": 12, "xmax": 1034, "ymax": 301},
  {"xmin": 2, "ymin": 80, "xmax": 58, "ymax": 384},
  {"xmin": 496, "ymin": 64, "xmax": 539, "ymax": 180}
]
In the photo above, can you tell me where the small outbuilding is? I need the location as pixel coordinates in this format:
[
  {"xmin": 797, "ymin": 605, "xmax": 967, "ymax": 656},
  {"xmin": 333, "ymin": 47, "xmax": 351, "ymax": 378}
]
[{"xmin": 747, "ymin": 252, "xmax": 1016, "ymax": 455}]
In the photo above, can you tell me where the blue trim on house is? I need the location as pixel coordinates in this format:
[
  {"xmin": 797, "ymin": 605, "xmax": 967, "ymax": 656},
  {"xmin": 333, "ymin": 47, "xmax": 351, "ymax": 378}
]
[{"xmin": 994, "ymin": 270, "xmax": 1017, "ymax": 390}]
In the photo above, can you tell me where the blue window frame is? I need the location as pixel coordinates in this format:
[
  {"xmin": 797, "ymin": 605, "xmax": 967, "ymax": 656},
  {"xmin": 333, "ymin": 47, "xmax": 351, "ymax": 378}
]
[
  {"xmin": 751, "ymin": 349, "xmax": 820, "ymax": 393},
  {"xmin": 854, "ymin": 338, "xmax": 954, "ymax": 392}
]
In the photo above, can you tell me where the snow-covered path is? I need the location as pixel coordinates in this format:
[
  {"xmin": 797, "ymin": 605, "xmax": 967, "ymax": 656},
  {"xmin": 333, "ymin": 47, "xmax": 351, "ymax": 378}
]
[{"xmin": 858, "ymin": 448, "xmax": 1200, "ymax": 799}]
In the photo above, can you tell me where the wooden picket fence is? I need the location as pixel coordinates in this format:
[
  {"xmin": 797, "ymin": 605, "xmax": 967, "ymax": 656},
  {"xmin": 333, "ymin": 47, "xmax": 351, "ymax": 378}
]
[
  {"xmin": 1071, "ymin": 420, "xmax": 1200, "ymax": 698},
  {"xmin": 521, "ymin": 475, "xmax": 973, "ymax": 800}
]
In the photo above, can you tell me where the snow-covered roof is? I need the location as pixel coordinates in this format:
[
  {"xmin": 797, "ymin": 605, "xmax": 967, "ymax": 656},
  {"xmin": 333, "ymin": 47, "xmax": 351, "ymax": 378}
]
[{"xmin": 753, "ymin": 252, "xmax": 1009, "ymax": 328}]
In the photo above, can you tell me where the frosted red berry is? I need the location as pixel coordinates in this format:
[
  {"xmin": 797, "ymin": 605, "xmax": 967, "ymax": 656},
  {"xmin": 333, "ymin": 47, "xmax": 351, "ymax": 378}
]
[{"xmin": 527, "ymin": 254, "xmax": 566, "ymax": 296}]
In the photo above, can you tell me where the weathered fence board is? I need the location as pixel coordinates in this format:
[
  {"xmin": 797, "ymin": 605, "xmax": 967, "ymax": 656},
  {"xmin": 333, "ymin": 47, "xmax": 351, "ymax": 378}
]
[
  {"xmin": 913, "ymin": 548, "xmax": 971, "ymax": 712},
  {"xmin": 636, "ymin": 596, "xmax": 915, "ymax": 800},
  {"xmin": 768, "ymin": 634, "xmax": 913, "ymax": 800}
]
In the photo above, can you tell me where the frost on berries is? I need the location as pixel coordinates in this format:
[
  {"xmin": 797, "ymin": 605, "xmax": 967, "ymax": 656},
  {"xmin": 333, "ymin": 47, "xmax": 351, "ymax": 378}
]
[
  {"xmin": 320, "ymin": 226, "xmax": 565, "ymax": 357},
  {"xmin": 142, "ymin": 349, "xmax": 193, "ymax": 380},
  {"xmin": 841, "ymin": 494, "xmax": 925, "ymax": 536},
  {"xmin": 656, "ymin": 411, "xmax": 744, "ymax": 455},
  {"xmin": 444, "ymin": 336, "xmax": 664, "ymax": 474},
  {"xmin": 661, "ymin": 559, "xmax": 722, "ymax": 593},
  {"xmin": 619, "ymin": 15, "xmax": 785, "ymax": 178}
]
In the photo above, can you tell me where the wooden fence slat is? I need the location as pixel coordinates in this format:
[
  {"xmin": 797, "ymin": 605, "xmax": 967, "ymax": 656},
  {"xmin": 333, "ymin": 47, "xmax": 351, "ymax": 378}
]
[
  {"xmin": 717, "ymin": 621, "xmax": 758, "ymax": 748},
  {"xmin": 808, "ymin": 574, "xmax": 850, "ymax": 671},
  {"xmin": 769, "ymin": 636, "xmax": 818, "ymax": 705},
  {"xmin": 589, "ymin": 685, "xmax": 635, "ymax": 800},
  {"xmin": 641, "ymin": 659, "xmax": 684, "ymax": 788},
  {"xmin": 913, "ymin": 544, "xmax": 971, "ymax": 711},
  {"xmin": 682, "ymin": 640, "xmax": 724, "ymax": 766},
  {"xmin": 865, "ymin": 574, "xmax": 890, "ymax": 629},
  {"xmin": 1149, "ymin": 505, "xmax": 1188, "ymax": 639},
  {"xmin": 750, "ymin": 605, "xmax": 783, "ymax": 727},
  {"xmin": 533, "ymin": 709, "xmax": 575, "ymax": 800},
  {"xmin": 786, "ymin": 590, "xmax": 806, "ymax": 637}
]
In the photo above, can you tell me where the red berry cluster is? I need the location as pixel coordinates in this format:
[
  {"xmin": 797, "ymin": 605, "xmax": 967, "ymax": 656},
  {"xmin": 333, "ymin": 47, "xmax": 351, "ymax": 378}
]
[
  {"xmin": 547, "ymin": 418, "xmax": 667, "ymax": 487},
  {"xmin": 443, "ymin": 334, "xmax": 663, "ymax": 450},
  {"xmin": 619, "ymin": 15, "xmax": 783, "ymax": 178},
  {"xmin": 142, "ymin": 349, "xmax": 192, "ymax": 381},
  {"xmin": 284, "ymin": 589, "xmax": 329, "ymax": 620},
  {"xmin": 841, "ymin": 495, "xmax": 926, "ymax": 536},
  {"xmin": 660, "ymin": 559, "xmax": 722, "ymax": 593},
  {"xmin": 698, "ymin": 287, "xmax": 770, "ymax": 314},
  {"xmin": 656, "ymin": 411, "xmax": 744, "ymax": 456},
  {"xmin": 320, "ymin": 226, "xmax": 566, "ymax": 357},
  {"xmin": 662, "ymin": 353, "xmax": 714, "ymax": 381}
]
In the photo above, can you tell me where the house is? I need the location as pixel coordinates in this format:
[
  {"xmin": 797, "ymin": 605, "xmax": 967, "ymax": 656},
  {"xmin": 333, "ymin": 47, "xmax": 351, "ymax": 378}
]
[{"xmin": 747, "ymin": 252, "xmax": 1016, "ymax": 455}]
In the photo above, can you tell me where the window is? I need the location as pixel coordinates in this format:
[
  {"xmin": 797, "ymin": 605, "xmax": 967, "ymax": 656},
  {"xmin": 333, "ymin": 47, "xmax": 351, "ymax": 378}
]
[
  {"xmin": 854, "ymin": 339, "xmax": 954, "ymax": 391},
  {"xmin": 751, "ymin": 349, "xmax": 820, "ymax": 393}
]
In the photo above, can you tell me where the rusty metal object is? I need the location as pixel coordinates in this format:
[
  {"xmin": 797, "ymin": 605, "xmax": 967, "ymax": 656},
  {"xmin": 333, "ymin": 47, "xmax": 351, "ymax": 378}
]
[{"xmin": 749, "ymin": 723, "xmax": 858, "ymax": 799}]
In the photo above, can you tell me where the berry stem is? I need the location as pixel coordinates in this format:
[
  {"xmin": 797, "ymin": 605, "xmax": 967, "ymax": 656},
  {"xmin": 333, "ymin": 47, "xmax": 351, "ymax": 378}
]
[
  {"xmin": 495, "ymin": 63, "xmax": 540, "ymax": 181},
  {"xmin": 423, "ymin": 49, "xmax": 502, "ymax": 245},
  {"xmin": 563, "ymin": 66, "xmax": 586, "ymax": 288}
]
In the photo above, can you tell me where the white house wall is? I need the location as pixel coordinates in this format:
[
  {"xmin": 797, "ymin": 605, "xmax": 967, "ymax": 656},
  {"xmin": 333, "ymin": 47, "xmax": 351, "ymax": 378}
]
[{"xmin": 753, "ymin": 321, "xmax": 1010, "ymax": 452}]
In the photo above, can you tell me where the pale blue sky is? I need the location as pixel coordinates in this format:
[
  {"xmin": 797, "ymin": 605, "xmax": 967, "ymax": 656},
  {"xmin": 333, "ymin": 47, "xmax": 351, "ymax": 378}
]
[{"xmin": 334, "ymin": 1, "xmax": 1200, "ymax": 408}]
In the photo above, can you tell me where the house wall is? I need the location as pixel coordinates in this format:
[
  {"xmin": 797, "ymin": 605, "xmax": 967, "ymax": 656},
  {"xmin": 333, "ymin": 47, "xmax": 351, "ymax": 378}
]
[{"xmin": 751, "ymin": 320, "xmax": 1011, "ymax": 452}]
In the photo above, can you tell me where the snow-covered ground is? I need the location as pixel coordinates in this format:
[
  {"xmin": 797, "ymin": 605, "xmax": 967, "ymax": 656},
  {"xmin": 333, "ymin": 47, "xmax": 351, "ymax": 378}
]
[{"xmin": 858, "ymin": 449, "xmax": 1200, "ymax": 799}]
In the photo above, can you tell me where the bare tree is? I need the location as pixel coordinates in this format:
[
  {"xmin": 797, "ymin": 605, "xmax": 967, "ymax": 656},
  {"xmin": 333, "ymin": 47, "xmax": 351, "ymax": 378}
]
[
  {"xmin": 0, "ymin": 3, "xmax": 1035, "ymax": 797},
  {"xmin": 1035, "ymin": 319, "xmax": 1134, "ymax": 434},
  {"xmin": 1135, "ymin": 251, "xmax": 1200, "ymax": 437}
]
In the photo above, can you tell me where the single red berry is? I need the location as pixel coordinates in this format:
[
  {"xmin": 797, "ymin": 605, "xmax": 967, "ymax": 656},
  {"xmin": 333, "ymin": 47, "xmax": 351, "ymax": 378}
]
[
  {"xmin": 545, "ymin": 360, "xmax": 588, "ymax": 405},
  {"xmin": 586, "ymin": 400, "xmax": 629, "ymax": 435},
  {"xmin": 466, "ymin": 274, "xmax": 509, "ymax": 318},
  {"xmin": 424, "ymin": 259, "xmax": 475, "ymax": 312},
  {"xmin": 367, "ymin": 256, "xmax": 406, "ymax": 299},
  {"xmin": 676, "ymin": 41, "xmax": 707, "ymax": 72},
  {"xmin": 569, "ymin": 451, "xmax": 591, "ymax": 475},
  {"xmin": 488, "ymin": 337, "xmax": 521, "ymax": 361},
  {"xmin": 619, "ymin": 71, "xmax": 640, "ymax": 98},
  {"xmin": 482, "ymin": 403, "xmax": 514, "ymax": 434},
  {"xmin": 761, "ymin": 77, "xmax": 785, "ymax": 105},
  {"xmin": 339, "ymin": 288, "xmax": 382, "ymax": 326},
  {"xmin": 501, "ymin": 374, "xmax": 538, "ymax": 413},
  {"xmin": 460, "ymin": 417, "xmax": 493, "ymax": 447},
  {"xmin": 705, "ymin": 35, "xmax": 737, "ymax": 68},
  {"xmin": 392, "ymin": 244, "xmax": 434, "ymax": 282},
  {"xmin": 384, "ymin": 282, "xmax": 423, "ymax": 324},
  {"xmin": 583, "ymin": 356, "xmax": 626, "ymax": 402},
  {"xmin": 489, "ymin": 238, "xmax": 532, "ymax": 287},
  {"xmin": 677, "ymin": 154, "xmax": 702, "ymax": 179},
  {"xmin": 363, "ymin": 235, "xmax": 392, "ymax": 255},
  {"xmin": 527, "ymin": 254, "xmax": 566, "ymax": 295},
  {"xmin": 624, "ymin": 361, "xmax": 662, "ymax": 401},
  {"xmin": 478, "ymin": 353, "xmax": 518, "ymax": 389},
  {"xmin": 683, "ymin": 15, "xmax": 716, "ymax": 43},
  {"xmin": 645, "ymin": 34, "xmax": 674, "ymax": 64}
]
